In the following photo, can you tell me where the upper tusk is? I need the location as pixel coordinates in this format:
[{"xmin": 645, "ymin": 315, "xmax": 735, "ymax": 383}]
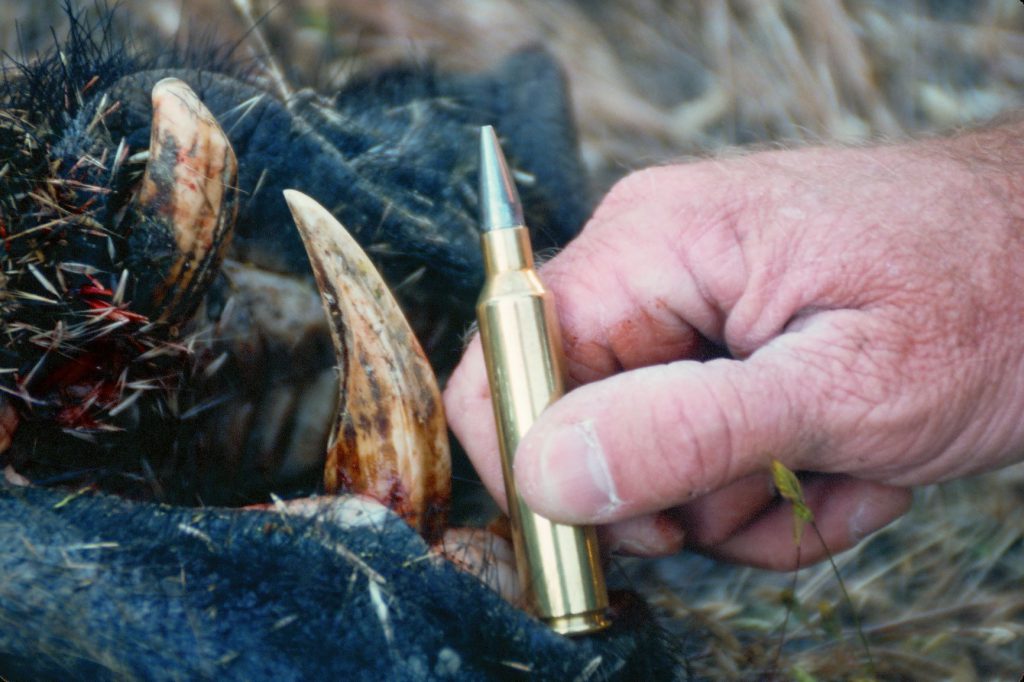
[
  {"xmin": 283, "ymin": 190, "xmax": 451, "ymax": 541},
  {"xmin": 126, "ymin": 78, "xmax": 238, "ymax": 327}
]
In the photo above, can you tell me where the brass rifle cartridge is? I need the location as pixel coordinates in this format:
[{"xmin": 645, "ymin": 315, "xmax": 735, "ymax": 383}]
[{"xmin": 475, "ymin": 126, "xmax": 610, "ymax": 635}]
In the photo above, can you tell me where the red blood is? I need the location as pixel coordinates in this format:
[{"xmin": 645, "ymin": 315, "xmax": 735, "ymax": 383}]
[
  {"xmin": 37, "ymin": 352, "xmax": 108, "ymax": 391},
  {"xmin": 79, "ymin": 286, "xmax": 110, "ymax": 297}
]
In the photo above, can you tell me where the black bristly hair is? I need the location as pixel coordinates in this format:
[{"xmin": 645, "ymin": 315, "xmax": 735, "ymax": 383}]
[
  {"xmin": 1, "ymin": 2, "xmax": 135, "ymax": 129},
  {"xmin": 0, "ymin": 3, "xmax": 193, "ymax": 476}
]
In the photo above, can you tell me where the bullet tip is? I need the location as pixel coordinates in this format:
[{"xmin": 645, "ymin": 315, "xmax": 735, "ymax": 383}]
[{"xmin": 479, "ymin": 126, "xmax": 525, "ymax": 232}]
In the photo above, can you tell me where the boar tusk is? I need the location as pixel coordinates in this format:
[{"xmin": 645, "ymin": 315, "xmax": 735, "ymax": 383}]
[
  {"xmin": 283, "ymin": 190, "xmax": 450, "ymax": 540},
  {"xmin": 126, "ymin": 78, "xmax": 238, "ymax": 327}
]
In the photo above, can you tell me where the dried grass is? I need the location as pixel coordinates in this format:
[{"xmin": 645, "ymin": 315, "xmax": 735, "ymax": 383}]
[{"xmin": 3, "ymin": 1, "xmax": 1024, "ymax": 678}]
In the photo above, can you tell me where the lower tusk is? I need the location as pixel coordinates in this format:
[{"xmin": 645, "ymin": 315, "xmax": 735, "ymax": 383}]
[{"xmin": 283, "ymin": 190, "xmax": 451, "ymax": 541}]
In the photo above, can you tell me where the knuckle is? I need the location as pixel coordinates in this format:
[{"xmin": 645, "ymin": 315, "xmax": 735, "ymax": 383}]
[
  {"xmin": 543, "ymin": 233, "xmax": 629, "ymax": 384},
  {"xmin": 787, "ymin": 322, "xmax": 919, "ymax": 466}
]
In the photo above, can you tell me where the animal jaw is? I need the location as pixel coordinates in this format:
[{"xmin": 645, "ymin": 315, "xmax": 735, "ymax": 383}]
[{"xmin": 0, "ymin": 76, "xmax": 452, "ymax": 539}]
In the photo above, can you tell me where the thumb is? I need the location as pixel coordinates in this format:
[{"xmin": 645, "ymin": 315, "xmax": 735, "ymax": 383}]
[{"xmin": 513, "ymin": 343, "xmax": 816, "ymax": 524}]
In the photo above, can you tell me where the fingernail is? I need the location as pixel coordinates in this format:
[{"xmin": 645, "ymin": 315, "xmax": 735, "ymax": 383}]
[
  {"xmin": 516, "ymin": 419, "xmax": 623, "ymax": 521},
  {"xmin": 848, "ymin": 497, "xmax": 892, "ymax": 543}
]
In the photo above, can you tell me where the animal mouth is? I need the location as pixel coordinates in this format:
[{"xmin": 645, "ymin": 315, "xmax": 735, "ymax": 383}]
[{"xmin": 0, "ymin": 77, "xmax": 451, "ymax": 540}]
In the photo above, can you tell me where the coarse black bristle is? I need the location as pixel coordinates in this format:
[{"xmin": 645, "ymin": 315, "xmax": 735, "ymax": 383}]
[
  {"xmin": 2, "ymin": 6, "xmax": 146, "ymax": 415},
  {"xmin": 1, "ymin": 2, "xmax": 134, "ymax": 129},
  {"xmin": 0, "ymin": 3, "xmax": 209, "ymax": 483},
  {"xmin": 0, "ymin": 3, "xmax": 255, "ymax": 414}
]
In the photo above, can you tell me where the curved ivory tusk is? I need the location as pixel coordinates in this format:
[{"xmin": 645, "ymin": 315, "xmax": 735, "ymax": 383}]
[
  {"xmin": 127, "ymin": 78, "xmax": 238, "ymax": 327},
  {"xmin": 283, "ymin": 190, "xmax": 451, "ymax": 540}
]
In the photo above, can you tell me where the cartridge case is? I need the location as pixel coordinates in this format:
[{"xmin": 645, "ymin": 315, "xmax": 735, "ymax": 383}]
[{"xmin": 476, "ymin": 226, "xmax": 610, "ymax": 635}]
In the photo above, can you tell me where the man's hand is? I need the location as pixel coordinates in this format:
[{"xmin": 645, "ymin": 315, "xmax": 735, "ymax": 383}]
[{"xmin": 444, "ymin": 126, "xmax": 1024, "ymax": 569}]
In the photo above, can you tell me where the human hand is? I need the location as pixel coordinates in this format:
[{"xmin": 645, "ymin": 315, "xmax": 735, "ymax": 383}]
[{"xmin": 444, "ymin": 125, "xmax": 1024, "ymax": 569}]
